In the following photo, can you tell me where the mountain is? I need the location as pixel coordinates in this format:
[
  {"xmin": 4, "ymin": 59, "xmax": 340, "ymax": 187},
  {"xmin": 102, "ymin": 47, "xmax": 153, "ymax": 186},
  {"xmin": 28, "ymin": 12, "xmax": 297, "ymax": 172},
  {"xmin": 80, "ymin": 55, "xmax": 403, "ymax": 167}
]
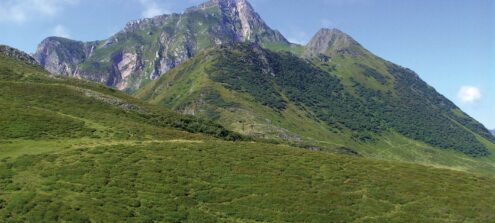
[
  {"xmin": 34, "ymin": 0, "xmax": 292, "ymax": 92},
  {"xmin": 136, "ymin": 37, "xmax": 495, "ymax": 173},
  {"xmin": 1, "ymin": 46, "xmax": 495, "ymax": 222},
  {"xmin": 32, "ymin": 0, "xmax": 495, "ymax": 170},
  {"xmin": 491, "ymin": 129, "xmax": 495, "ymax": 135}
]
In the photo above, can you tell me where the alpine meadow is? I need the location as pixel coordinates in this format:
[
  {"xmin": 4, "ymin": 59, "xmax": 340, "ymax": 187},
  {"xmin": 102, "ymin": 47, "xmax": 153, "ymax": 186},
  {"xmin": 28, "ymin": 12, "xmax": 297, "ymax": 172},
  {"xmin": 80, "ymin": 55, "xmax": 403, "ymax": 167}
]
[{"xmin": 1, "ymin": 0, "xmax": 494, "ymax": 222}]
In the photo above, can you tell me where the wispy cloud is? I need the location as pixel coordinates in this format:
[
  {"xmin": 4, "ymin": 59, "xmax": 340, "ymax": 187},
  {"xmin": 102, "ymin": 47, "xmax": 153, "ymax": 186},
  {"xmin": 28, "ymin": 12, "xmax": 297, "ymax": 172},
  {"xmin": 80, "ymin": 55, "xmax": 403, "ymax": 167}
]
[
  {"xmin": 286, "ymin": 28, "xmax": 310, "ymax": 45},
  {"xmin": 0, "ymin": 0, "xmax": 78, "ymax": 24},
  {"xmin": 457, "ymin": 86, "xmax": 482, "ymax": 103},
  {"xmin": 52, "ymin": 24, "xmax": 70, "ymax": 38},
  {"xmin": 138, "ymin": 0, "xmax": 170, "ymax": 18}
]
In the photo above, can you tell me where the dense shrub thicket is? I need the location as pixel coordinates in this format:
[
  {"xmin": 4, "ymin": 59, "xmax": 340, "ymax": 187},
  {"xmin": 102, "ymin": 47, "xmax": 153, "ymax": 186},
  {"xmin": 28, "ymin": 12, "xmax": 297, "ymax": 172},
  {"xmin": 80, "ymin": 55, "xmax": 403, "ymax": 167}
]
[{"xmin": 143, "ymin": 112, "xmax": 242, "ymax": 141}]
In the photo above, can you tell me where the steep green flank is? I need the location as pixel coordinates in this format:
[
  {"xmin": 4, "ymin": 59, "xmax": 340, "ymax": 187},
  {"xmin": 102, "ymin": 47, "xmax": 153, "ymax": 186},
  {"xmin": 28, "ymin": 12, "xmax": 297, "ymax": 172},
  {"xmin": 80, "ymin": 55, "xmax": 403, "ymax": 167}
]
[{"xmin": 136, "ymin": 43, "xmax": 495, "ymax": 174}]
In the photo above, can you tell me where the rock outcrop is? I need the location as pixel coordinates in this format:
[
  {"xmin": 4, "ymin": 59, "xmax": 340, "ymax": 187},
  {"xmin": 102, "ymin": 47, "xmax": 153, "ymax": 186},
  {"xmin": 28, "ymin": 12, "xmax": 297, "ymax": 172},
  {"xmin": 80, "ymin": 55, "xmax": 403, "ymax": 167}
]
[
  {"xmin": 34, "ymin": 37, "xmax": 97, "ymax": 75},
  {"xmin": 34, "ymin": 0, "xmax": 288, "ymax": 92},
  {"xmin": 0, "ymin": 45, "xmax": 39, "ymax": 66}
]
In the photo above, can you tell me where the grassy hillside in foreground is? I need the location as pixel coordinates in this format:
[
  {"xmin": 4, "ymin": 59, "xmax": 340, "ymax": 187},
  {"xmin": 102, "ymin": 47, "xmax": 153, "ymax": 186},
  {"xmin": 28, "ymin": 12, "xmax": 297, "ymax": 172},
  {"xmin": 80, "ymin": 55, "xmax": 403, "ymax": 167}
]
[
  {"xmin": 135, "ymin": 43, "xmax": 495, "ymax": 175},
  {"xmin": 1, "ymin": 141, "xmax": 494, "ymax": 222}
]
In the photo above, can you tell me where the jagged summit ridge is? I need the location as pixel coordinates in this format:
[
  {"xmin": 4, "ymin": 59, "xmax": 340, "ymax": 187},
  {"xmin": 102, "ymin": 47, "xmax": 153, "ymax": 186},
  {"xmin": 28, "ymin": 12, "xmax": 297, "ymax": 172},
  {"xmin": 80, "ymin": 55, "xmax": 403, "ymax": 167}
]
[{"xmin": 34, "ymin": 0, "xmax": 288, "ymax": 91}]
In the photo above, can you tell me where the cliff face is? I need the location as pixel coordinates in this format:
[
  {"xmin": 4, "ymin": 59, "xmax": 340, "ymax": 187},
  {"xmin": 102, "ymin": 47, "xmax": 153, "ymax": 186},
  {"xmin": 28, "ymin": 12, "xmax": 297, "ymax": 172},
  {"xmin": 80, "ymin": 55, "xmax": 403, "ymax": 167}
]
[
  {"xmin": 34, "ymin": 0, "xmax": 288, "ymax": 92},
  {"xmin": 34, "ymin": 37, "xmax": 99, "ymax": 77}
]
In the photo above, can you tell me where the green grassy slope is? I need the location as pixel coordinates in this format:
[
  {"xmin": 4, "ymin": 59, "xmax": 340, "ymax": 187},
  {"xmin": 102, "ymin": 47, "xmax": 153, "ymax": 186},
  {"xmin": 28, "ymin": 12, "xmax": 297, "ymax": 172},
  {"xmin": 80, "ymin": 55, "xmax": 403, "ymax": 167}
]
[
  {"xmin": 0, "ymin": 54, "xmax": 241, "ymax": 144},
  {"xmin": 135, "ymin": 43, "xmax": 495, "ymax": 174},
  {"xmin": 1, "ymin": 141, "xmax": 494, "ymax": 222},
  {"xmin": 1, "ymin": 47, "xmax": 495, "ymax": 222}
]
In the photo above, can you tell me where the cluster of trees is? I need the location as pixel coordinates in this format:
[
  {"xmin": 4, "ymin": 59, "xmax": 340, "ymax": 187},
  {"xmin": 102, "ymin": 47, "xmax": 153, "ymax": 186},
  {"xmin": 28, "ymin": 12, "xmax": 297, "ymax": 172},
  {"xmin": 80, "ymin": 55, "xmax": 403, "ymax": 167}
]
[{"xmin": 143, "ymin": 111, "xmax": 243, "ymax": 141}]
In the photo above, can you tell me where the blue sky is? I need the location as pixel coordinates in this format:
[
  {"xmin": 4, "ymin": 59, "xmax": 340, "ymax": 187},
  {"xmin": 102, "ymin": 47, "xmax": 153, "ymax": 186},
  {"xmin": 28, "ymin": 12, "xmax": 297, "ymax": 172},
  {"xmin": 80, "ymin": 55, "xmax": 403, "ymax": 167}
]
[{"xmin": 0, "ymin": 0, "xmax": 494, "ymax": 129}]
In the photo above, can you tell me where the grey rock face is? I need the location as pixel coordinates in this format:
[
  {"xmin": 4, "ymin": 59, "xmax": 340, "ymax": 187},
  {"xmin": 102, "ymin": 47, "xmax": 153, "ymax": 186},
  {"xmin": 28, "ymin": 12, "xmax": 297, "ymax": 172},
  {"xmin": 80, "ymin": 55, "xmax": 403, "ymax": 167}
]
[
  {"xmin": 34, "ymin": 0, "xmax": 288, "ymax": 92},
  {"xmin": 186, "ymin": 0, "xmax": 287, "ymax": 43},
  {"xmin": 0, "ymin": 45, "xmax": 39, "ymax": 66},
  {"xmin": 34, "ymin": 37, "xmax": 97, "ymax": 75}
]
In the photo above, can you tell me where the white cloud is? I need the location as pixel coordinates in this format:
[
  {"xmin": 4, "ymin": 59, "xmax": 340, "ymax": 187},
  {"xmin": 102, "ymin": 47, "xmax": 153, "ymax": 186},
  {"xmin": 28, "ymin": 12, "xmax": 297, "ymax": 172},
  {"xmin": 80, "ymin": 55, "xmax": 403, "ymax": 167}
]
[
  {"xmin": 457, "ymin": 86, "xmax": 482, "ymax": 103},
  {"xmin": 138, "ymin": 0, "xmax": 170, "ymax": 18},
  {"xmin": 0, "ymin": 0, "xmax": 78, "ymax": 24},
  {"xmin": 52, "ymin": 24, "xmax": 70, "ymax": 38}
]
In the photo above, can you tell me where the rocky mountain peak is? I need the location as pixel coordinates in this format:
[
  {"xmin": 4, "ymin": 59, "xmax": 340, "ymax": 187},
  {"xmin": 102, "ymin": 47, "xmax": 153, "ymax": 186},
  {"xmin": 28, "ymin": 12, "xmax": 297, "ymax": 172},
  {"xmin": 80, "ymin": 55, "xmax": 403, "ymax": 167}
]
[
  {"xmin": 33, "ymin": 0, "xmax": 288, "ymax": 92},
  {"xmin": 304, "ymin": 28, "xmax": 362, "ymax": 58},
  {"xmin": 0, "ymin": 45, "xmax": 39, "ymax": 66},
  {"xmin": 186, "ymin": 0, "xmax": 273, "ymax": 42}
]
